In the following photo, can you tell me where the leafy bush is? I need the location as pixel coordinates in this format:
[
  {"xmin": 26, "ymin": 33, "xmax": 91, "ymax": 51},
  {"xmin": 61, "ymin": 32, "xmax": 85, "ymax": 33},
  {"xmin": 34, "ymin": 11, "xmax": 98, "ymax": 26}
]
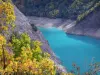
[
  {"xmin": 70, "ymin": 0, "xmax": 83, "ymax": 9},
  {"xmin": 49, "ymin": 9, "xmax": 59, "ymax": 17},
  {"xmin": 0, "ymin": 0, "xmax": 57, "ymax": 75},
  {"xmin": 0, "ymin": 0, "xmax": 15, "ymax": 33}
]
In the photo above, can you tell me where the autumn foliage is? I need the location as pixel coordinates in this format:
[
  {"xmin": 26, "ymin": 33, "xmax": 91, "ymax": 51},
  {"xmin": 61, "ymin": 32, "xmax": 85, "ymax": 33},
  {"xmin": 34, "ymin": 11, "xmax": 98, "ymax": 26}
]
[
  {"xmin": 0, "ymin": 0, "xmax": 74, "ymax": 75},
  {"xmin": 0, "ymin": 0, "xmax": 57, "ymax": 75}
]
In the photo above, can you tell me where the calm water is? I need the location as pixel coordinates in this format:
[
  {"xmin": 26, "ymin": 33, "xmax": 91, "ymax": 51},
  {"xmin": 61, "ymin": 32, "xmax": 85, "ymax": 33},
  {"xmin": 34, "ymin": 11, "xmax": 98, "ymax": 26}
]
[{"xmin": 39, "ymin": 27, "xmax": 100, "ymax": 73}]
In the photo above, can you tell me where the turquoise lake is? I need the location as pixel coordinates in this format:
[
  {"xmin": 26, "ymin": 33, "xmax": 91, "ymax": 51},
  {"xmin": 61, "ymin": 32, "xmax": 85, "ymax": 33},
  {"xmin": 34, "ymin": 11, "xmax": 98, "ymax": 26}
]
[{"xmin": 39, "ymin": 27, "xmax": 100, "ymax": 73}]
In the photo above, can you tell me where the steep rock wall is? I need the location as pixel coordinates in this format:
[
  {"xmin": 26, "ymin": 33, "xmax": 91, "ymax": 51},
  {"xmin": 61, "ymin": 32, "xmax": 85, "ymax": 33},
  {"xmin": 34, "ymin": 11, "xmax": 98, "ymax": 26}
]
[
  {"xmin": 14, "ymin": 6, "xmax": 67, "ymax": 73},
  {"xmin": 66, "ymin": 8, "xmax": 100, "ymax": 38}
]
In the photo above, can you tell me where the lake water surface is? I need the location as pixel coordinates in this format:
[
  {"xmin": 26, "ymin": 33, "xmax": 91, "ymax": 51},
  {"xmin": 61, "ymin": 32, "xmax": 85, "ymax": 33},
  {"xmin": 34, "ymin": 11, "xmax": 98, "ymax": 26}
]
[{"xmin": 39, "ymin": 27, "xmax": 100, "ymax": 73}]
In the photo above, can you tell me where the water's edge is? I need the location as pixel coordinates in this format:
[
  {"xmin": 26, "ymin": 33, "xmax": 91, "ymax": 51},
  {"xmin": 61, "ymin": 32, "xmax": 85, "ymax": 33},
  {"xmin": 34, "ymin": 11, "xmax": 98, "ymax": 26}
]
[
  {"xmin": 39, "ymin": 27, "xmax": 100, "ymax": 74},
  {"xmin": 28, "ymin": 16, "xmax": 100, "ymax": 39}
]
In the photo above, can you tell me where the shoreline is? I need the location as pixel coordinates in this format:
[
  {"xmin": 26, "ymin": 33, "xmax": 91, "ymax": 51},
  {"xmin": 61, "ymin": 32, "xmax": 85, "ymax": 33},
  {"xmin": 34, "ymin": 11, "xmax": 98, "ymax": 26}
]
[
  {"xmin": 38, "ymin": 26, "xmax": 100, "ymax": 40},
  {"xmin": 27, "ymin": 16, "xmax": 100, "ymax": 39}
]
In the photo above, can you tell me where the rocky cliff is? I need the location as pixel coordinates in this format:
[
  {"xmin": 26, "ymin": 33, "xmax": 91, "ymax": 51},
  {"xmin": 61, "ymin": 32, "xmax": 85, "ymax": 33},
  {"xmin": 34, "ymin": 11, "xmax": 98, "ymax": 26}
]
[
  {"xmin": 28, "ymin": 7, "xmax": 100, "ymax": 38},
  {"xmin": 66, "ymin": 8, "xmax": 100, "ymax": 38},
  {"xmin": 13, "ymin": 0, "xmax": 100, "ymax": 39},
  {"xmin": 14, "ymin": 6, "xmax": 67, "ymax": 73}
]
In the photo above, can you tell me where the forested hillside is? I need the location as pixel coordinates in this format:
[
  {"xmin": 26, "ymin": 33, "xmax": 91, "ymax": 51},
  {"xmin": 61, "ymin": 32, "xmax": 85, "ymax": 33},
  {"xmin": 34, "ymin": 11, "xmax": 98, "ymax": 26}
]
[
  {"xmin": 0, "ymin": 0, "xmax": 69, "ymax": 74},
  {"xmin": 0, "ymin": 0, "xmax": 100, "ymax": 75},
  {"xmin": 13, "ymin": 0, "xmax": 100, "ymax": 19}
]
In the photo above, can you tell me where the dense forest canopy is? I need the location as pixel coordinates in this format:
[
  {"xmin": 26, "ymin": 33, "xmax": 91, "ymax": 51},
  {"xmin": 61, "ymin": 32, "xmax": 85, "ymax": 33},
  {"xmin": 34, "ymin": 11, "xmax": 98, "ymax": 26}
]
[{"xmin": 13, "ymin": 0, "xmax": 100, "ymax": 19}]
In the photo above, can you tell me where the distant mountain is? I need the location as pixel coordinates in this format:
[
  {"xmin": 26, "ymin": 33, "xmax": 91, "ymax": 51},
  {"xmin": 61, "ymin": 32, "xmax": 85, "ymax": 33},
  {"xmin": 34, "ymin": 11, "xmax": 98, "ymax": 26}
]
[{"xmin": 13, "ymin": 0, "xmax": 100, "ymax": 19}]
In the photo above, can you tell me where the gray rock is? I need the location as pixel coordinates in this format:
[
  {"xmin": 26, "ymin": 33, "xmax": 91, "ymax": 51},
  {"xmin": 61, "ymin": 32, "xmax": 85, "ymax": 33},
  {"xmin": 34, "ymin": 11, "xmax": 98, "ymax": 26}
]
[
  {"xmin": 66, "ymin": 8, "xmax": 100, "ymax": 38},
  {"xmin": 14, "ymin": 6, "xmax": 67, "ymax": 73},
  {"xmin": 28, "ymin": 8, "xmax": 100, "ymax": 39}
]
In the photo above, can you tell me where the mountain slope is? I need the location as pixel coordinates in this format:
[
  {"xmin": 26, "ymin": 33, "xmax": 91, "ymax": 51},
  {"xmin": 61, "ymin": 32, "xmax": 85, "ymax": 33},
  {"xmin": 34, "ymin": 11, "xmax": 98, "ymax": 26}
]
[
  {"xmin": 14, "ymin": 6, "xmax": 67, "ymax": 73},
  {"xmin": 13, "ymin": 0, "xmax": 100, "ymax": 38},
  {"xmin": 13, "ymin": 0, "xmax": 100, "ymax": 19},
  {"xmin": 66, "ymin": 8, "xmax": 100, "ymax": 38},
  {"xmin": 27, "ymin": 7, "xmax": 100, "ymax": 38}
]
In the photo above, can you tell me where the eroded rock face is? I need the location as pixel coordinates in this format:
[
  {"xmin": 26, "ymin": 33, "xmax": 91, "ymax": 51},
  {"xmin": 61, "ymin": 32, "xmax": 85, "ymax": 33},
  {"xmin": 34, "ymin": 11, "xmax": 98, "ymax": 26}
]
[
  {"xmin": 66, "ymin": 8, "xmax": 100, "ymax": 38},
  {"xmin": 27, "ymin": 8, "xmax": 100, "ymax": 39},
  {"xmin": 14, "ymin": 6, "xmax": 67, "ymax": 73}
]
